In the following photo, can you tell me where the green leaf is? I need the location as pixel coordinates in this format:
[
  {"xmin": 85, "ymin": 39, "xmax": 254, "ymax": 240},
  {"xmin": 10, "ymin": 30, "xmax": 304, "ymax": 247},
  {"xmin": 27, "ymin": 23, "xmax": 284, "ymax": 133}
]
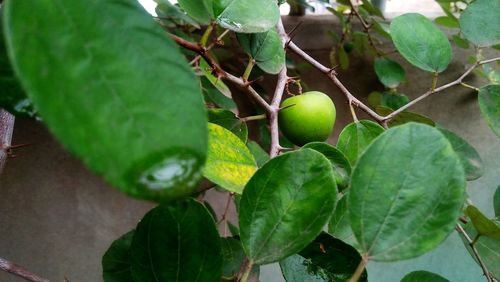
[
  {"xmin": 401, "ymin": 270, "xmax": 450, "ymax": 282},
  {"xmin": 381, "ymin": 92, "xmax": 409, "ymax": 110},
  {"xmin": 130, "ymin": 199, "xmax": 222, "ymax": 281},
  {"xmin": 0, "ymin": 13, "xmax": 34, "ymax": 118},
  {"xmin": 279, "ymin": 233, "xmax": 368, "ymax": 282},
  {"xmin": 374, "ymin": 58, "xmax": 406, "ymax": 88},
  {"xmin": 459, "ymin": 0, "xmax": 500, "ymax": 47},
  {"xmin": 102, "ymin": 230, "xmax": 134, "ymax": 282},
  {"xmin": 372, "ymin": 22, "xmax": 391, "ymax": 39},
  {"xmin": 361, "ymin": 0, "xmax": 384, "ymax": 19},
  {"xmin": 177, "ymin": 0, "xmax": 213, "ymax": 24},
  {"xmin": 336, "ymin": 120, "xmax": 385, "ymax": 165},
  {"xmin": 452, "ymin": 34, "xmax": 470, "ymax": 49},
  {"xmin": 461, "ymin": 221, "xmax": 500, "ymax": 280},
  {"xmin": 368, "ymin": 91, "xmax": 383, "ymax": 108},
  {"xmin": 438, "ymin": 127, "xmax": 484, "ymax": 181},
  {"xmin": 390, "ymin": 13, "xmax": 452, "ymax": 73},
  {"xmin": 221, "ymin": 237, "xmax": 246, "ymax": 280},
  {"xmin": 465, "ymin": 206, "xmax": 500, "ymax": 240},
  {"xmin": 239, "ymin": 149, "xmax": 338, "ymax": 265},
  {"xmin": 247, "ymin": 141, "xmax": 270, "ymax": 167},
  {"xmin": 202, "ymin": 77, "xmax": 237, "ymax": 110},
  {"xmin": 154, "ymin": 0, "xmax": 200, "ymax": 28},
  {"xmin": 328, "ymin": 195, "xmax": 358, "ymax": 248},
  {"xmin": 434, "ymin": 16, "xmax": 459, "ymax": 28},
  {"xmin": 3, "ymin": 0, "xmax": 208, "ymax": 202},
  {"xmin": 213, "ymin": 0, "xmax": 280, "ymax": 33},
  {"xmin": 302, "ymin": 142, "xmax": 352, "ymax": 191},
  {"xmin": 228, "ymin": 221, "xmax": 240, "ymax": 236},
  {"xmin": 207, "ymin": 109, "xmax": 248, "ymax": 142},
  {"xmin": 237, "ymin": 29, "xmax": 285, "ymax": 74},
  {"xmin": 200, "ymin": 58, "xmax": 232, "ymax": 99},
  {"xmin": 349, "ymin": 123, "xmax": 466, "ymax": 261},
  {"xmin": 338, "ymin": 46, "xmax": 350, "ymax": 70},
  {"xmin": 203, "ymin": 123, "xmax": 257, "ymax": 194},
  {"xmin": 495, "ymin": 186, "xmax": 500, "ymax": 217},
  {"xmin": 478, "ymin": 85, "xmax": 500, "ymax": 137},
  {"xmin": 376, "ymin": 106, "xmax": 436, "ymax": 127}
]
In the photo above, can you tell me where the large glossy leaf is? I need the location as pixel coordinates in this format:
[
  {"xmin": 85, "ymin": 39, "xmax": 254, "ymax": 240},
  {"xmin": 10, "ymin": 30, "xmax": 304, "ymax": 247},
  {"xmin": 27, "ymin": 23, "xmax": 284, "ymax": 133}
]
[
  {"xmin": 102, "ymin": 230, "xmax": 134, "ymax": 282},
  {"xmin": 328, "ymin": 195, "xmax": 357, "ymax": 248},
  {"xmin": 376, "ymin": 106, "xmax": 436, "ymax": 127},
  {"xmin": 336, "ymin": 120, "xmax": 385, "ymax": 165},
  {"xmin": 390, "ymin": 13, "xmax": 452, "ymax": 73},
  {"xmin": 130, "ymin": 199, "xmax": 222, "ymax": 281},
  {"xmin": 207, "ymin": 109, "xmax": 248, "ymax": 142},
  {"xmin": 177, "ymin": 0, "xmax": 213, "ymax": 24},
  {"xmin": 459, "ymin": 0, "xmax": 500, "ymax": 47},
  {"xmin": 239, "ymin": 149, "xmax": 338, "ymax": 265},
  {"xmin": 438, "ymin": 127, "xmax": 484, "ymax": 181},
  {"xmin": 374, "ymin": 58, "xmax": 405, "ymax": 88},
  {"xmin": 461, "ymin": 221, "xmax": 500, "ymax": 280},
  {"xmin": 303, "ymin": 142, "xmax": 352, "ymax": 191},
  {"xmin": 465, "ymin": 206, "xmax": 500, "ymax": 240},
  {"xmin": 401, "ymin": 270, "xmax": 450, "ymax": 282},
  {"xmin": 212, "ymin": 0, "xmax": 280, "ymax": 33},
  {"xmin": 3, "ymin": 0, "xmax": 208, "ymax": 202},
  {"xmin": 349, "ymin": 123, "xmax": 466, "ymax": 261},
  {"xmin": 203, "ymin": 123, "xmax": 257, "ymax": 194},
  {"xmin": 279, "ymin": 233, "xmax": 367, "ymax": 282},
  {"xmin": 237, "ymin": 29, "xmax": 285, "ymax": 74},
  {"xmin": 478, "ymin": 85, "xmax": 500, "ymax": 137}
]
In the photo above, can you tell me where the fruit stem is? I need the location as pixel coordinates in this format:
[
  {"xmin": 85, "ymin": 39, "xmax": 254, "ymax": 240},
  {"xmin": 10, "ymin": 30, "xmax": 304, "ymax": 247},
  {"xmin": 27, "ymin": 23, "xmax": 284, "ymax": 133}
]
[
  {"xmin": 431, "ymin": 72, "xmax": 439, "ymax": 92},
  {"xmin": 200, "ymin": 23, "xmax": 214, "ymax": 47},
  {"xmin": 243, "ymin": 56, "xmax": 256, "ymax": 82},
  {"xmin": 238, "ymin": 259, "xmax": 253, "ymax": 282},
  {"xmin": 239, "ymin": 114, "xmax": 267, "ymax": 122},
  {"xmin": 348, "ymin": 253, "xmax": 368, "ymax": 282},
  {"xmin": 349, "ymin": 102, "xmax": 359, "ymax": 122}
]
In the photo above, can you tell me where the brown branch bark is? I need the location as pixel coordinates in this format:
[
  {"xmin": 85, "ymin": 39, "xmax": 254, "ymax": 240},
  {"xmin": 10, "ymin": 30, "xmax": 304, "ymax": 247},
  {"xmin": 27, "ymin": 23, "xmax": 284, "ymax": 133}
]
[
  {"xmin": 0, "ymin": 109, "xmax": 15, "ymax": 174},
  {"xmin": 0, "ymin": 257, "xmax": 50, "ymax": 282}
]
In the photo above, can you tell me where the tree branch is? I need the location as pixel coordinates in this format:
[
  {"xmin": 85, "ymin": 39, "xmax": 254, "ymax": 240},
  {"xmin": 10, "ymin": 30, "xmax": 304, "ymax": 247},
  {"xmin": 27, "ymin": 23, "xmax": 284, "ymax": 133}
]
[
  {"xmin": 287, "ymin": 35, "xmax": 500, "ymax": 124},
  {"xmin": 456, "ymin": 224, "xmax": 493, "ymax": 282},
  {"xmin": 0, "ymin": 257, "xmax": 50, "ymax": 282},
  {"xmin": 382, "ymin": 57, "xmax": 500, "ymax": 121},
  {"xmin": 268, "ymin": 19, "xmax": 289, "ymax": 158},
  {"xmin": 0, "ymin": 109, "xmax": 15, "ymax": 174}
]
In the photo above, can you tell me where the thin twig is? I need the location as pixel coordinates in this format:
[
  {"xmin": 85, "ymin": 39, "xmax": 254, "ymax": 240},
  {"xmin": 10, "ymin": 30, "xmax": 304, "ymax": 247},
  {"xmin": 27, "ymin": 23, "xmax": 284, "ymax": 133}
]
[
  {"xmin": 218, "ymin": 192, "xmax": 234, "ymax": 237},
  {"xmin": 456, "ymin": 224, "xmax": 493, "ymax": 282},
  {"xmin": 287, "ymin": 37, "xmax": 500, "ymax": 124},
  {"xmin": 190, "ymin": 29, "xmax": 231, "ymax": 65},
  {"xmin": 382, "ymin": 57, "xmax": 500, "ymax": 121},
  {"xmin": 348, "ymin": 0, "xmax": 382, "ymax": 56},
  {"xmin": 0, "ymin": 257, "xmax": 50, "ymax": 282},
  {"xmin": 0, "ymin": 109, "xmax": 15, "ymax": 174}
]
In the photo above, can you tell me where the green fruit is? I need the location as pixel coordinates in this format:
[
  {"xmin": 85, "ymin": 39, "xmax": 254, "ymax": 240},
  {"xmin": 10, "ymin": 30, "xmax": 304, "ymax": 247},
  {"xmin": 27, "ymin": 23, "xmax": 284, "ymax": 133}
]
[{"xmin": 279, "ymin": 91, "xmax": 336, "ymax": 146}]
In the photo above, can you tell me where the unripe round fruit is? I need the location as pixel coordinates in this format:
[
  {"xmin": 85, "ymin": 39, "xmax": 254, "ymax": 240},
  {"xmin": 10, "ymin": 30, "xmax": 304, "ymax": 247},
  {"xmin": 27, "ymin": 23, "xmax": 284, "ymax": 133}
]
[{"xmin": 278, "ymin": 91, "xmax": 336, "ymax": 146}]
